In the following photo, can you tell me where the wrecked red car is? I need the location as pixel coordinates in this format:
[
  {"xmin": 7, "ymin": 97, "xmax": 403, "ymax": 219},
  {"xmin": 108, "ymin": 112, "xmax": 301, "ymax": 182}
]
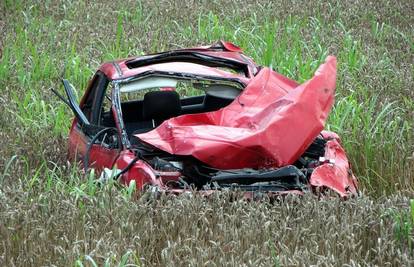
[{"xmin": 55, "ymin": 41, "xmax": 358, "ymax": 197}]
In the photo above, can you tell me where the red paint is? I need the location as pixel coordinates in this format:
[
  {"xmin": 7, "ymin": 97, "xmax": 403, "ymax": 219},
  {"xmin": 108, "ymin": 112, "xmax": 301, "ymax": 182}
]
[
  {"xmin": 136, "ymin": 57, "xmax": 336, "ymax": 169},
  {"xmin": 309, "ymin": 134, "xmax": 358, "ymax": 197},
  {"xmin": 99, "ymin": 42, "xmax": 256, "ymax": 81},
  {"xmin": 67, "ymin": 42, "xmax": 358, "ymax": 198},
  {"xmin": 68, "ymin": 122, "xmax": 120, "ymax": 172}
]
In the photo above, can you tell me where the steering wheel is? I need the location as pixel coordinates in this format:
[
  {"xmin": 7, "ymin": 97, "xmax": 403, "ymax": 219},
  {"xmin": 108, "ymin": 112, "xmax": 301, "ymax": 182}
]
[{"xmin": 83, "ymin": 127, "xmax": 121, "ymax": 172}]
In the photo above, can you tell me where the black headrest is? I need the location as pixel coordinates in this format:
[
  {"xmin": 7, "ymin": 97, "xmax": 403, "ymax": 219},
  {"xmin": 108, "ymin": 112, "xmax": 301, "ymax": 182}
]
[{"xmin": 142, "ymin": 90, "xmax": 181, "ymax": 121}]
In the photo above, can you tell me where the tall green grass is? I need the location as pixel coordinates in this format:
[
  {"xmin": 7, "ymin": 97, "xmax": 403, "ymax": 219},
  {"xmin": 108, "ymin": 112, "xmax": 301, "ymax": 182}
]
[
  {"xmin": 1, "ymin": 1, "xmax": 412, "ymax": 192},
  {"xmin": 0, "ymin": 1, "xmax": 413, "ymax": 264}
]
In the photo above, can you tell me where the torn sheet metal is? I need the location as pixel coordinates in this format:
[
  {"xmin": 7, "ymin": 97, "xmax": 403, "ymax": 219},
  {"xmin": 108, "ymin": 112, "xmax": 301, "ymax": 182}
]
[
  {"xmin": 136, "ymin": 57, "xmax": 337, "ymax": 169},
  {"xmin": 310, "ymin": 133, "xmax": 358, "ymax": 197}
]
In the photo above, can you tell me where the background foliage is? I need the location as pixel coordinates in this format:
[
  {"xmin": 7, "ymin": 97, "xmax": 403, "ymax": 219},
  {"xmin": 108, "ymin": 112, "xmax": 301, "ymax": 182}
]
[{"xmin": 0, "ymin": 0, "xmax": 413, "ymax": 265}]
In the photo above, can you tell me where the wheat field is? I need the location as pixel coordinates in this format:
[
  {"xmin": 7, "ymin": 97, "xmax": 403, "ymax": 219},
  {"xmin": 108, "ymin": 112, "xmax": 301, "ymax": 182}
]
[{"xmin": 0, "ymin": 1, "xmax": 413, "ymax": 266}]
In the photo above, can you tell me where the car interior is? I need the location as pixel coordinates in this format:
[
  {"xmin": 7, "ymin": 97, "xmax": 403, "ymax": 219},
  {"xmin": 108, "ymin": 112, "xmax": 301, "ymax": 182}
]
[{"xmin": 100, "ymin": 76, "xmax": 244, "ymax": 144}]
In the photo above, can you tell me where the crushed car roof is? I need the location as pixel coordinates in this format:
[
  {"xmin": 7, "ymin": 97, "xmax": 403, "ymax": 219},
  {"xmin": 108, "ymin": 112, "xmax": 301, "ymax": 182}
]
[
  {"xmin": 98, "ymin": 41, "xmax": 258, "ymax": 82},
  {"xmin": 135, "ymin": 56, "xmax": 337, "ymax": 169},
  {"xmin": 62, "ymin": 41, "xmax": 358, "ymax": 198}
]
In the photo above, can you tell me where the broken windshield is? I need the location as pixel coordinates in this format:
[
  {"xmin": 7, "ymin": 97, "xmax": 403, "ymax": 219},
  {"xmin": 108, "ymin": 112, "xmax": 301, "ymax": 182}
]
[{"xmin": 118, "ymin": 75, "xmax": 243, "ymax": 102}]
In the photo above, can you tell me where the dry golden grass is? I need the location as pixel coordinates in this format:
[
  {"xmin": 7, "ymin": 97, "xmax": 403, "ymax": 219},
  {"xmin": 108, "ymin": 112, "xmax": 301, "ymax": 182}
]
[
  {"xmin": 0, "ymin": 0, "xmax": 413, "ymax": 265},
  {"xmin": 1, "ymin": 174, "xmax": 413, "ymax": 266}
]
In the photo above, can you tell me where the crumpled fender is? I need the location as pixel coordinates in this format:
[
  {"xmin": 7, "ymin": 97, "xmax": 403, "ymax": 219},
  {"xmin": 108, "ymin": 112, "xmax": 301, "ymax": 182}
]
[
  {"xmin": 136, "ymin": 56, "xmax": 337, "ymax": 169},
  {"xmin": 310, "ymin": 132, "xmax": 359, "ymax": 197}
]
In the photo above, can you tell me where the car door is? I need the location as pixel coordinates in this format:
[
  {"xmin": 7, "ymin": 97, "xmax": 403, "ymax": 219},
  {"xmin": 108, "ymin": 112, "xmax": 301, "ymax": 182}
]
[{"xmin": 56, "ymin": 72, "xmax": 121, "ymax": 172}]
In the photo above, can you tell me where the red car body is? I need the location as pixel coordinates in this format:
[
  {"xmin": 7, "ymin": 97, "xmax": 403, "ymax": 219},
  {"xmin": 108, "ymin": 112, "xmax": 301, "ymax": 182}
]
[{"xmin": 60, "ymin": 41, "xmax": 358, "ymax": 198}]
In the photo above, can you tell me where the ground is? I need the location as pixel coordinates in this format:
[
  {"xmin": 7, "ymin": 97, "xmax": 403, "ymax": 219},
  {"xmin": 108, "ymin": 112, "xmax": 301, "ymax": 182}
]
[{"xmin": 0, "ymin": 0, "xmax": 413, "ymax": 266}]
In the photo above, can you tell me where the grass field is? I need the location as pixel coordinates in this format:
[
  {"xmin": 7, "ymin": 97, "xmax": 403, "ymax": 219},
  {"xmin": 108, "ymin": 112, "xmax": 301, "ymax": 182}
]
[{"xmin": 0, "ymin": 0, "xmax": 413, "ymax": 266}]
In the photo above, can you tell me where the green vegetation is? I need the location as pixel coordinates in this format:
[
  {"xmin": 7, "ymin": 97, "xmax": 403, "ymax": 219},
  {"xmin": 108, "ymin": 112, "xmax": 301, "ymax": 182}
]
[
  {"xmin": 0, "ymin": 0, "xmax": 413, "ymax": 265},
  {"xmin": 385, "ymin": 199, "xmax": 414, "ymax": 255}
]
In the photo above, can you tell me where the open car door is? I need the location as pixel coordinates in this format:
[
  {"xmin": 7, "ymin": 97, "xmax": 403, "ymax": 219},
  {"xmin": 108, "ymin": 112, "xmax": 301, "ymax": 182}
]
[
  {"xmin": 61, "ymin": 79, "xmax": 91, "ymax": 127},
  {"xmin": 53, "ymin": 78, "xmax": 121, "ymax": 172},
  {"xmin": 52, "ymin": 79, "xmax": 90, "ymax": 127}
]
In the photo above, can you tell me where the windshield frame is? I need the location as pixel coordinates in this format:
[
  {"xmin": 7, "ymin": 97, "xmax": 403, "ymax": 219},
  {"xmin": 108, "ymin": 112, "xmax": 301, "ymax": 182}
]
[{"xmin": 111, "ymin": 71, "xmax": 247, "ymax": 149}]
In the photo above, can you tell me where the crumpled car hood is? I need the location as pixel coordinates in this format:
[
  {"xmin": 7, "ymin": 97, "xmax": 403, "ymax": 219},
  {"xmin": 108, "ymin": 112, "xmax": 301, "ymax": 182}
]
[{"xmin": 135, "ymin": 56, "xmax": 337, "ymax": 170}]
